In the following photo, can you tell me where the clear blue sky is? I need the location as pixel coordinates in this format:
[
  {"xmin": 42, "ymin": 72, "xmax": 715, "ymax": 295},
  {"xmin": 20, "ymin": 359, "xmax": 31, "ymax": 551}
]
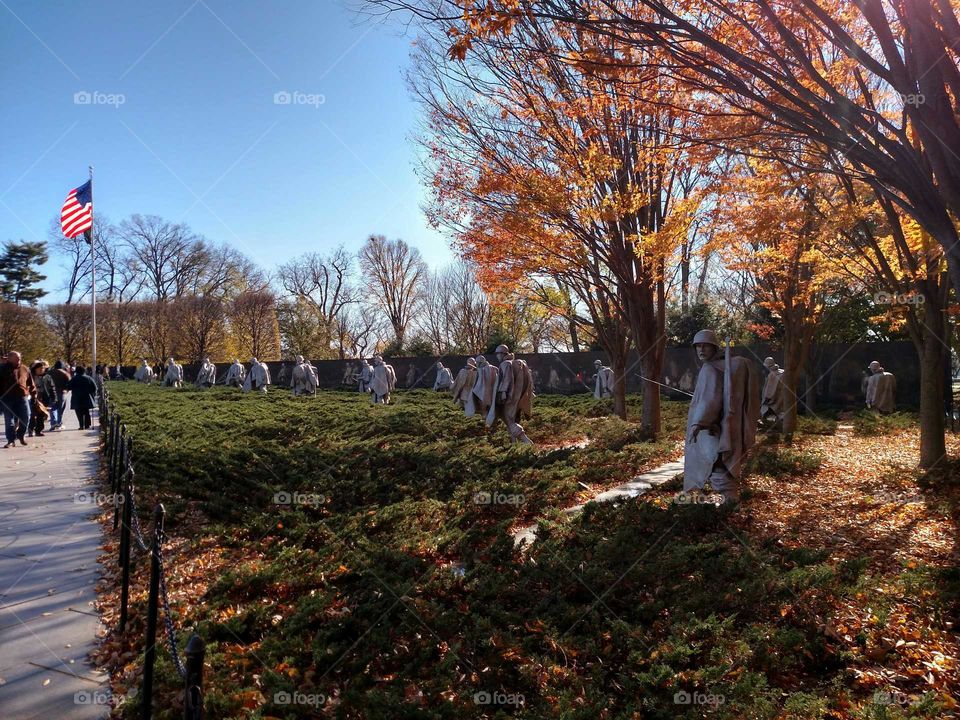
[{"xmin": 0, "ymin": 0, "xmax": 450, "ymax": 300}]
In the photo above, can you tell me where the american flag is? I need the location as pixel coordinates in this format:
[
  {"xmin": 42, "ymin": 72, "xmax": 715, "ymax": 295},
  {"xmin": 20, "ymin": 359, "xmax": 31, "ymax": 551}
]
[{"xmin": 61, "ymin": 180, "xmax": 93, "ymax": 239}]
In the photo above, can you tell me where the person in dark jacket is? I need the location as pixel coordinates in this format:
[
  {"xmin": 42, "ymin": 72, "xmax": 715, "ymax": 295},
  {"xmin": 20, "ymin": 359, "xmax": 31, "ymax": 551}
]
[
  {"xmin": 67, "ymin": 366, "xmax": 98, "ymax": 430},
  {"xmin": 0, "ymin": 351, "xmax": 36, "ymax": 447},
  {"xmin": 28, "ymin": 360, "xmax": 50, "ymax": 437},
  {"xmin": 47, "ymin": 360, "xmax": 71, "ymax": 431}
]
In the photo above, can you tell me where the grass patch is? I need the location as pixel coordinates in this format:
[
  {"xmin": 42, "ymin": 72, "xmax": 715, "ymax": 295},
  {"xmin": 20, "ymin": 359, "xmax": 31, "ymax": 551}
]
[
  {"xmin": 748, "ymin": 445, "xmax": 823, "ymax": 476},
  {"xmin": 797, "ymin": 414, "xmax": 838, "ymax": 436},
  {"xmin": 96, "ymin": 383, "xmax": 951, "ymax": 720},
  {"xmin": 853, "ymin": 411, "xmax": 918, "ymax": 436}
]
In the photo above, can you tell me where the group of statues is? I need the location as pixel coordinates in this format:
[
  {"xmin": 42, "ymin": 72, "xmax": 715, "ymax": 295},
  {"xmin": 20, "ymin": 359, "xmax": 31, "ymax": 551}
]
[
  {"xmin": 759, "ymin": 356, "xmax": 897, "ymax": 432},
  {"xmin": 437, "ymin": 345, "xmax": 534, "ymax": 445},
  {"xmin": 683, "ymin": 330, "xmax": 899, "ymax": 505},
  {"xmin": 134, "ymin": 356, "xmax": 274, "ymax": 393},
  {"xmin": 133, "ymin": 358, "xmax": 186, "ymax": 387},
  {"xmin": 127, "ymin": 335, "xmax": 899, "ymax": 470},
  {"xmin": 345, "ymin": 355, "xmax": 398, "ymax": 403}
]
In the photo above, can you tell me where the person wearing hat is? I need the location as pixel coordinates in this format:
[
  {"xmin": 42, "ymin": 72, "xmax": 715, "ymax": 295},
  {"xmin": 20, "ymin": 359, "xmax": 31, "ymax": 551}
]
[
  {"xmin": 357, "ymin": 358, "xmax": 373, "ymax": 393},
  {"xmin": 759, "ymin": 357, "xmax": 785, "ymax": 432},
  {"xmin": 451, "ymin": 358, "xmax": 478, "ymax": 414},
  {"xmin": 134, "ymin": 358, "xmax": 155, "ymax": 384},
  {"xmin": 433, "ymin": 361, "xmax": 454, "ymax": 392},
  {"xmin": 225, "ymin": 358, "xmax": 245, "ymax": 388},
  {"xmin": 487, "ymin": 344, "xmax": 534, "ymax": 445},
  {"xmin": 471, "ymin": 355, "xmax": 498, "ymax": 418},
  {"xmin": 163, "ymin": 357, "xmax": 184, "ymax": 387},
  {"xmin": 369, "ymin": 353, "xmax": 396, "ymax": 404},
  {"xmin": 291, "ymin": 355, "xmax": 319, "ymax": 396},
  {"xmin": 196, "ymin": 357, "xmax": 217, "ymax": 388},
  {"xmin": 684, "ymin": 330, "xmax": 759, "ymax": 504},
  {"xmin": 865, "ymin": 360, "xmax": 896, "ymax": 413},
  {"xmin": 592, "ymin": 359, "xmax": 614, "ymax": 399},
  {"xmin": 243, "ymin": 357, "xmax": 270, "ymax": 393}
]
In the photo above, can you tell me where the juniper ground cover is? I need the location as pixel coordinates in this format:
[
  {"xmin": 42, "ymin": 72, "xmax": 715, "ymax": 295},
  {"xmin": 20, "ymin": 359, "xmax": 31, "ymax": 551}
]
[{"xmin": 94, "ymin": 385, "xmax": 958, "ymax": 719}]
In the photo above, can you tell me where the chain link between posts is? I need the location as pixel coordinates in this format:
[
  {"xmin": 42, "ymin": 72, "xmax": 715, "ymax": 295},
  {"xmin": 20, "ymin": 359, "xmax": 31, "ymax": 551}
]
[{"xmin": 101, "ymin": 387, "xmax": 188, "ymax": 680}]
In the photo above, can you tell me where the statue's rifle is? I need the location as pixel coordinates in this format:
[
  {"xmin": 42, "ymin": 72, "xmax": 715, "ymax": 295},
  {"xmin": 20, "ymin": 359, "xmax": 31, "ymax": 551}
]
[{"xmin": 634, "ymin": 373, "xmax": 694, "ymax": 398}]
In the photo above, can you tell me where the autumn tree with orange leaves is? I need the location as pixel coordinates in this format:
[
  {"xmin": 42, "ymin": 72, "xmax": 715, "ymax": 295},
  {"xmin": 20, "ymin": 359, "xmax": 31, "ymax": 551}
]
[
  {"xmin": 381, "ymin": 0, "xmax": 960, "ymax": 293},
  {"xmin": 708, "ymin": 156, "xmax": 840, "ymax": 439},
  {"xmin": 412, "ymin": 12, "xmax": 701, "ymax": 428},
  {"xmin": 821, "ymin": 166, "xmax": 951, "ymax": 468}
]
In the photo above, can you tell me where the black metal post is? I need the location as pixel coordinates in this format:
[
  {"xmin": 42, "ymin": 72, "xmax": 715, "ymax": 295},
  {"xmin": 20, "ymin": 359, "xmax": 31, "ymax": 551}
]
[
  {"xmin": 113, "ymin": 429, "xmax": 128, "ymax": 531},
  {"xmin": 109, "ymin": 416, "xmax": 119, "ymax": 494},
  {"xmin": 113, "ymin": 417, "xmax": 122, "ymax": 482},
  {"xmin": 141, "ymin": 504, "xmax": 164, "ymax": 720},
  {"xmin": 184, "ymin": 634, "xmax": 205, "ymax": 720},
  {"xmin": 118, "ymin": 468, "xmax": 134, "ymax": 633}
]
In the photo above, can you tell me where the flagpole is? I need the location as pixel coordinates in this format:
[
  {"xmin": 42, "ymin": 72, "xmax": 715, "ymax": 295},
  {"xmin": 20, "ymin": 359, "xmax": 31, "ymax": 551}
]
[{"xmin": 88, "ymin": 165, "xmax": 97, "ymax": 378}]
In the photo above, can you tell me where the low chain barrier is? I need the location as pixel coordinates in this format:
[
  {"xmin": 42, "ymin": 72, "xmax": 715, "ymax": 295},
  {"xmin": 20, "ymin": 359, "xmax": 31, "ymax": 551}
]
[{"xmin": 98, "ymin": 387, "xmax": 205, "ymax": 720}]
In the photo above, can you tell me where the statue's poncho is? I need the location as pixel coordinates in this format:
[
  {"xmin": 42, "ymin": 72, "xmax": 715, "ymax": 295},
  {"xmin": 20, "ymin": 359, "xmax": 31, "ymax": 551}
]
[
  {"xmin": 433, "ymin": 365, "xmax": 454, "ymax": 391},
  {"xmin": 866, "ymin": 371, "xmax": 897, "ymax": 413},
  {"xmin": 243, "ymin": 361, "xmax": 270, "ymax": 393},
  {"xmin": 291, "ymin": 361, "xmax": 318, "ymax": 396},
  {"xmin": 358, "ymin": 362, "xmax": 373, "ymax": 392},
  {"xmin": 593, "ymin": 366, "xmax": 614, "ymax": 398},
  {"xmin": 225, "ymin": 361, "xmax": 245, "ymax": 387},
  {"xmin": 471, "ymin": 362, "xmax": 498, "ymax": 417},
  {"xmin": 370, "ymin": 362, "xmax": 396, "ymax": 403},
  {"xmin": 451, "ymin": 365, "xmax": 478, "ymax": 414},
  {"xmin": 760, "ymin": 367, "xmax": 785, "ymax": 419},
  {"xmin": 163, "ymin": 361, "xmax": 184, "ymax": 387},
  {"xmin": 196, "ymin": 360, "xmax": 217, "ymax": 388},
  {"xmin": 487, "ymin": 356, "xmax": 534, "ymax": 441},
  {"xmin": 684, "ymin": 355, "xmax": 759, "ymax": 499},
  {"xmin": 134, "ymin": 362, "xmax": 154, "ymax": 384}
]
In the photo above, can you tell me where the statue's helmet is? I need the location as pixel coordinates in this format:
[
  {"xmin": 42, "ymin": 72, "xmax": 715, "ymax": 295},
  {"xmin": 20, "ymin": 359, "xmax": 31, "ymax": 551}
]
[
  {"xmin": 436, "ymin": 361, "xmax": 443, "ymax": 369},
  {"xmin": 475, "ymin": 354, "xmax": 487, "ymax": 365},
  {"xmin": 692, "ymin": 329, "xmax": 720, "ymax": 348},
  {"xmin": 296, "ymin": 355, "xmax": 304, "ymax": 364},
  {"xmin": 167, "ymin": 357, "xmax": 174, "ymax": 364},
  {"xmin": 251, "ymin": 357, "xmax": 257, "ymax": 363},
  {"xmin": 869, "ymin": 360, "xmax": 881, "ymax": 372},
  {"xmin": 594, "ymin": 359, "xmax": 602, "ymax": 366},
  {"xmin": 466, "ymin": 357, "xmax": 477, "ymax": 368},
  {"xmin": 494, "ymin": 344, "xmax": 510, "ymax": 355},
  {"xmin": 763, "ymin": 356, "xmax": 776, "ymax": 369}
]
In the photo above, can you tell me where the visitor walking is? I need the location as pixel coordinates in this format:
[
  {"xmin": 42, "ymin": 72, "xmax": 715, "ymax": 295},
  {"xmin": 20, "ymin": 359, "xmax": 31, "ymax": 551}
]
[
  {"xmin": 27, "ymin": 360, "xmax": 50, "ymax": 437},
  {"xmin": 48, "ymin": 360, "xmax": 70, "ymax": 431},
  {"xmin": 0, "ymin": 351, "xmax": 35, "ymax": 447},
  {"xmin": 67, "ymin": 366, "xmax": 97, "ymax": 430}
]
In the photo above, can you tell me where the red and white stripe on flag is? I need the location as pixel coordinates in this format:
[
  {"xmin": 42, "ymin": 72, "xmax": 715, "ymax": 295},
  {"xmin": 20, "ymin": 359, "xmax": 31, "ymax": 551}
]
[{"xmin": 61, "ymin": 182, "xmax": 93, "ymax": 238}]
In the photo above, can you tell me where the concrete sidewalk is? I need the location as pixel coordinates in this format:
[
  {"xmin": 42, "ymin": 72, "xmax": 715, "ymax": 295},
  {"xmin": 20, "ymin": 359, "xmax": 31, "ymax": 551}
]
[
  {"xmin": 0, "ymin": 409, "xmax": 109, "ymax": 719},
  {"xmin": 513, "ymin": 459, "xmax": 684, "ymax": 546}
]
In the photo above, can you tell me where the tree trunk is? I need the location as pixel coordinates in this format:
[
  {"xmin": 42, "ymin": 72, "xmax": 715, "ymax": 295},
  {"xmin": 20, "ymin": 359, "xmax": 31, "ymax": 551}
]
[
  {"xmin": 780, "ymin": 363, "xmax": 800, "ymax": 441},
  {"xmin": 640, "ymin": 352, "xmax": 663, "ymax": 436},
  {"xmin": 804, "ymin": 368, "xmax": 817, "ymax": 414},
  {"xmin": 569, "ymin": 318, "xmax": 580, "ymax": 353},
  {"xmin": 680, "ymin": 241, "xmax": 690, "ymax": 313},
  {"xmin": 612, "ymin": 352, "xmax": 627, "ymax": 420},
  {"xmin": 918, "ymin": 299, "xmax": 947, "ymax": 468}
]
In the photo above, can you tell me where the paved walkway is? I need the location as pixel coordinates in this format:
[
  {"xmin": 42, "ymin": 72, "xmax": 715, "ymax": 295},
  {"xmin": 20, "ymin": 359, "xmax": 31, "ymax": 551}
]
[
  {"xmin": 513, "ymin": 459, "xmax": 684, "ymax": 546},
  {"xmin": 0, "ymin": 409, "xmax": 108, "ymax": 719}
]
